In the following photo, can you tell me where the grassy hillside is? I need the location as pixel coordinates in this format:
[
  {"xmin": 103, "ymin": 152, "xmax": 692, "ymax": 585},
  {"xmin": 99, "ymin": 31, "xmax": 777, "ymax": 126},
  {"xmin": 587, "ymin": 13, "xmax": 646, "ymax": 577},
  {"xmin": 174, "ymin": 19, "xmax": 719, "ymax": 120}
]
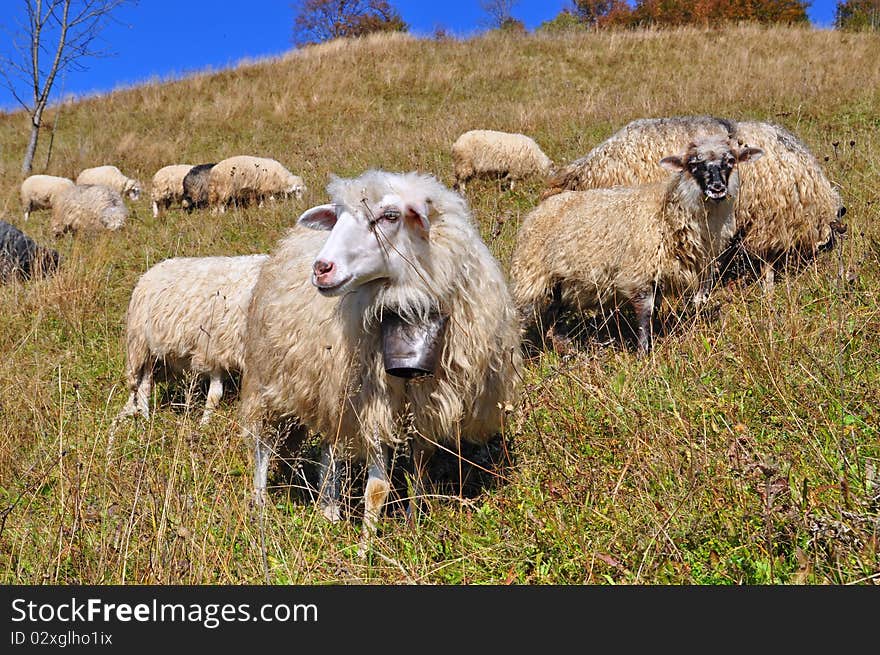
[{"xmin": 0, "ymin": 25, "xmax": 878, "ymax": 584}]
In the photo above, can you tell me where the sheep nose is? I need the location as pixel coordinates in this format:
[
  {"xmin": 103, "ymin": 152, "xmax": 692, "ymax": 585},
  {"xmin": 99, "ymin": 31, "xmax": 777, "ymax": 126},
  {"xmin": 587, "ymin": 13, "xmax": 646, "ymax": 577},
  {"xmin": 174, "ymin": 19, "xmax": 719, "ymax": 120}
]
[{"xmin": 314, "ymin": 259, "xmax": 334, "ymax": 276}]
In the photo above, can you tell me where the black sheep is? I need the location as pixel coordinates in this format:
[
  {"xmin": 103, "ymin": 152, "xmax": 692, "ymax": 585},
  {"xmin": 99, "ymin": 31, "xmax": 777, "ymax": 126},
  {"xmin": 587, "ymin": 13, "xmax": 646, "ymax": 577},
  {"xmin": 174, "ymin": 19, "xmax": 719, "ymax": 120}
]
[{"xmin": 0, "ymin": 220, "xmax": 60, "ymax": 283}]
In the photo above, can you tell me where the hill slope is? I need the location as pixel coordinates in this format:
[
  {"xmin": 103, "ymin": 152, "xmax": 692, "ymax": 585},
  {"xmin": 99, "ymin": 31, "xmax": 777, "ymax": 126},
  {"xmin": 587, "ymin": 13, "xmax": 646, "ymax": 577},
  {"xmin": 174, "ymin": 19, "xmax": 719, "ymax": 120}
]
[{"xmin": 0, "ymin": 25, "xmax": 878, "ymax": 584}]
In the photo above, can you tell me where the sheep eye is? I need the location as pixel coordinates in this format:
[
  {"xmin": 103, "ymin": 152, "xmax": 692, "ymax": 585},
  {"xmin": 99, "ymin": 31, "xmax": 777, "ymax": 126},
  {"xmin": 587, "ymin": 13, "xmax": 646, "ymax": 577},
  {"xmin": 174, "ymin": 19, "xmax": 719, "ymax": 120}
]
[{"xmin": 382, "ymin": 209, "xmax": 401, "ymax": 222}]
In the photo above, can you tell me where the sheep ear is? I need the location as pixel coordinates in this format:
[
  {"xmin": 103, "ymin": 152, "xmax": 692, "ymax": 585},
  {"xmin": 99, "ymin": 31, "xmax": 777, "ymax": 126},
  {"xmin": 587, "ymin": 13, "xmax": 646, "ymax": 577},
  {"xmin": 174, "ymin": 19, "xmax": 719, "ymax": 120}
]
[
  {"xmin": 737, "ymin": 147, "xmax": 764, "ymax": 163},
  {"xmin": 298, "ymin": 204, "xmax": 337, "ymax": 231},
  {"xmin": 404, "ymin": 201, "xmax": 431, "ymax": 237},
  {"xmin": 659, "ymin": 156, "xmax": 686, "ymax": 172}
]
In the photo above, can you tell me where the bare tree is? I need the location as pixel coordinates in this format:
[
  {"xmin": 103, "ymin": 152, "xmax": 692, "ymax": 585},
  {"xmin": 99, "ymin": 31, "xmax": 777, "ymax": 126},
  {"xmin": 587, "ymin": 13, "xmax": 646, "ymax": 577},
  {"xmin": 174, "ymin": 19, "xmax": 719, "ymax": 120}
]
[
  {"xmin": 292, "ymin": 0, "xmax": 407, "ymax": 47},
  {"xmin": 0, "ymin": 0, "xmax": 132, "ymax": 176},
  {"xmin": 480, "ymin": 0, "xmax": 520, "ymax": 28}
]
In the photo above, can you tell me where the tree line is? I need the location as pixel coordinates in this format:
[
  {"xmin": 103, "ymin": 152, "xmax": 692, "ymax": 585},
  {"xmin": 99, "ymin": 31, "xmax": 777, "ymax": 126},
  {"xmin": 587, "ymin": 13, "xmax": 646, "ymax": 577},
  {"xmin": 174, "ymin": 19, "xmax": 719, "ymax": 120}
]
[{"xmin": 291, "ymin": 0, "xmax": 880, "ymax": 41}]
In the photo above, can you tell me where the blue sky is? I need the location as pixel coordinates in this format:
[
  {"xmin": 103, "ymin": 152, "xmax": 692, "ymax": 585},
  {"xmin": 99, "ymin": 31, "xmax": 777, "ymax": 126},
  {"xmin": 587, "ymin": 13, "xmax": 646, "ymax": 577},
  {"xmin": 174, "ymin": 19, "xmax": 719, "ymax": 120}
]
[{"xmin": 0, "ymin": 0, "xmax": 840, "ymax": 111}]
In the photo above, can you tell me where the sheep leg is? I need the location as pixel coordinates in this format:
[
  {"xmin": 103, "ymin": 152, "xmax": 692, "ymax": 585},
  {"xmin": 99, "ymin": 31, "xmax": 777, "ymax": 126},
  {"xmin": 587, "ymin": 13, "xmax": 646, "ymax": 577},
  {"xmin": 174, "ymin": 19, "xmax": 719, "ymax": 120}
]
[
  {"xmin": 24, "ymin": 208, "xmax": 30, "ymax": 222},
  {"xmin": 761, "ymin": 261, "xmax": 776, "ymax": 293},
  {"xmin": 252, "ymin": 431, "xmax": 273, "ymax": 508},
  {"xmin": 317, "ymin": 441, "xmax": 342, "ymax": 523},
  {"xmin": 358, "ymin": 438, "xmax": 390, "ymax": 558},
  {"xmin": 199, "ymin": 373, "xmax": 224, "ymax": 426},
  {"xmin": 135, "ymin": 370, "xmax": 152, "ymax": 420},
  {"xmin": 151, "ymin": 200, "xmax": 159, "ymax": 218},
  {"xmin": 406, "ymin": 440, "xmax": 434, "ymax": 523},
  {"xmin": 632, "ymin": 283, "xmax": 661, "ymax": 355}
]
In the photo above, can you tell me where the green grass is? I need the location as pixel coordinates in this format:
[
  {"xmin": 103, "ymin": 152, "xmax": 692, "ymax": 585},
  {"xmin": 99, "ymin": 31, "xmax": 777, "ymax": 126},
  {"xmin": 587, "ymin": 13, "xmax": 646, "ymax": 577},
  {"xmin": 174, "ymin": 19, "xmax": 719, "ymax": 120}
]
[{"xmin": 0, "ymin": 25, "xmax": 878, "ymax": 584}]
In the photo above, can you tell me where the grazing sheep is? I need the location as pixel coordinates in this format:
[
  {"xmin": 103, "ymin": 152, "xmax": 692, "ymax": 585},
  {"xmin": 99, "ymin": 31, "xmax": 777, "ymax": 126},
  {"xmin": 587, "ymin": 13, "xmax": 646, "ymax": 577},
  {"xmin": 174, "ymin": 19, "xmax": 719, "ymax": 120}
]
[
  {"xmin": 452, "ymin": 129, "xmax": 553, "ymax": 192},
  {"xmin": 0, "ymin": 220, "xmax": 60, "ymax": 283},
  {"xmin": 510, "ymin": 135, "xmax": 763, "ymax": 353},
  {"xmin": 729, "ymin": 120, "xmax": 847, "ymax": 288},
  {"xmin": 206, "ymin": 156, "xmax": 306, "ymax": 212},
  {"xmin": 76, "ymin": 165, "xmax": 143, "ymax": 202},
  {"xmin": 543, "ymin": 116, "xmax": 845, "ymax": 289},
  {"xmin": 19, "ymin": 174, "xmax": 75, "ymax": 222},
  {"xmin": 181, "ymin": 163, "xmax": 216, "ymax": 211},
  {"xmin": 51, "ymin": 184, "xmax": 129, "ymax": 237},
  {"xmin": 239, "ymin": 170, "xmax": 522, "ymax": 553},
  {"xmin": 115, "ymin": 254, "xmax": 269, "ymax": 428},
  {"xmin": 150, "ymin": 164, "xmax": 193, "ymax": 217}
]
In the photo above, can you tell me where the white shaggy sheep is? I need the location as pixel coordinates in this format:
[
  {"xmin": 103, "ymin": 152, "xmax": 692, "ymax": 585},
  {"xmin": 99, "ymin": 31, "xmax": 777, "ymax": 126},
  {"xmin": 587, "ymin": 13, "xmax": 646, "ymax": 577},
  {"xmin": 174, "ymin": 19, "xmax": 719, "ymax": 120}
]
[
  {"xmin": 115, "ymin": 254, "xmax": 269, "ymax": 428},
  {"xmin": 51, "ymin": 184, "xmax": 129, "ymax": 237},
  {"xmin": 19, "ymin": 174, "xmax": 75, "ymax": 222},
  {"xmin": 206, "ymin": 155, "xmax": 306, "ymax": 212},
  {"xmin": 542, "ymin": 116, "xmax": 845, "ymax": 289},
  {"xmin": 76, "ymin": 165, "xmax": 143, "ymax": 202},
  {"xmin": 510, "ymin": 135, "xmax": 763, "ymax": 353},
  {"xmin": 150, "ymin": 164, "xmax": 194, "ymax": 217},
  {"xmin": 239, "ymin": 170, "xmax": 522, "ymax": 553},
  {"xmin": 452, "ymin": 129, "xmax": 553, "ymax": 192}
]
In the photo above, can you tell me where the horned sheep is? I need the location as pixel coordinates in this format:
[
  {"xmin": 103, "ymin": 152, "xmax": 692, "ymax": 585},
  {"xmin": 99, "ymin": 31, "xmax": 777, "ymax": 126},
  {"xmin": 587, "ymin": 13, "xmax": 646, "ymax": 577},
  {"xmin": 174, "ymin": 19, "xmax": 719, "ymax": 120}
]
[
  {"xmin": 182, "ymin": 163, "xmax": 216, "ymax": 211},
  {"xmin": 77, "ymin": 165, "xmax": 143, "ymax": 202},
  {"xmin": 452, "ymin": 129, "xmax": 553, "ymax": 192},
  {"xmin": 239, "ymin": 170, "xmax": 522, "ymax": 553},
  {"xmin": 542, "ymin": 116, "xmax": 846, "ymax": 289},
  {"xmin": 150, "ymin": 164, "xmax": 193, "ymax": 217},
  {"xmin": 115, "ymin": 254, "xmax": 269, "ymax": 428},
  {"xmin": 51, "ymin": 184, "xmax": 129, "ymax": 237},
  {"xmin": 206, "ymin": 155, "xmax": 305, "ymax": 212},
  {"xmin": 0, "ymin": 220, "xmax": 60, "ymax": 283},
  {"xmin": 20, "ymin": 174, "xmax": 75, "ymax": 222},
  {"xmin": 510, "ymin": 135, "xmax": 763, "ymax": 353}
]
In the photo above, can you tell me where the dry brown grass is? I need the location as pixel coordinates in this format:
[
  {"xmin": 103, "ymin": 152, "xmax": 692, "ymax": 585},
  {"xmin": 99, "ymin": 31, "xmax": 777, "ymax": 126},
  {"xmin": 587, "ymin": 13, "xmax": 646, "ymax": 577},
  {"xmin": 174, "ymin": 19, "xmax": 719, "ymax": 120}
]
[{"xmin": 0, "ymin": 24, "xmax": 878, "ymax": 584}]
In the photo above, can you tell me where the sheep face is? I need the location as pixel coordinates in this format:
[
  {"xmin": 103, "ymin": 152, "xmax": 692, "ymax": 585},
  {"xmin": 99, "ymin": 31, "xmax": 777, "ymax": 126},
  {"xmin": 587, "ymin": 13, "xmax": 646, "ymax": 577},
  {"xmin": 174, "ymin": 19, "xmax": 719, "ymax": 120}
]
[
  {"xmin": 285, "ymin": 175, "xmax": 306, "ymax": 200},
  {"xmin": 661, "ymin": 137, "xmax": 763, "ymax": 203},
  {"xmin": 126, "ymin": 183, "xmax": 142, "ymax": 202},
  {"xmin": 299, "ymin": 194, "xmax": 431, "ymax": 297}
]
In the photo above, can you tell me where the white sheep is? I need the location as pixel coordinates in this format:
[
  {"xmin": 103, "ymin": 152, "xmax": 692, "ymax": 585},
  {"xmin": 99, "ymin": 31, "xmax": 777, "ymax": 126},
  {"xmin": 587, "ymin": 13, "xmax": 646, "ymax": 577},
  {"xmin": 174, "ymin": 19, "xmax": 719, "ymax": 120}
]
[
  {"xmin": 51, "ymin": 184, "xmax": 129, "ymax": 237},
  {"xmin": 510, "ymin": 135, "xmax": 763, "ymax": 353},
  {"xmin": 206, "ymin": 155, "xmax": 306, "ymax": 212},
  {"xmin": 115, "ymin": 254, "xmax": 269, "ymax": 428},
  {"xmin": 76, "ymin": 165, "xmax": 143, "ymax": 202},
  {"xmin": 19, "ymin": 174, "xmax": 75, "ymax": 222},
  {"xmin": 150, "ymin": 164, "xmax": 194, "ymax": 217},
  {"xmin": 452, "ymin": 129, "xmax": 553, "ymax": 192},
  {"xmin": 239, "ymin": 170, "xmax": 522, "ymax": 553},
  {"xmin": 543, "ymin": 116, "xmax": 845, "ymax": 289}
]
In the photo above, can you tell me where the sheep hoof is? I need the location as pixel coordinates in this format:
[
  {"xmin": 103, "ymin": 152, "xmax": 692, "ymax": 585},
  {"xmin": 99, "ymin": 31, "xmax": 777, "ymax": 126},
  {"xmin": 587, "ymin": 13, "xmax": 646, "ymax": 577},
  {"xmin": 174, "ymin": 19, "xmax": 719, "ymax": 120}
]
[{"xmin": 320, "ymin": 502, "xmax": 342, "ymax": 523}]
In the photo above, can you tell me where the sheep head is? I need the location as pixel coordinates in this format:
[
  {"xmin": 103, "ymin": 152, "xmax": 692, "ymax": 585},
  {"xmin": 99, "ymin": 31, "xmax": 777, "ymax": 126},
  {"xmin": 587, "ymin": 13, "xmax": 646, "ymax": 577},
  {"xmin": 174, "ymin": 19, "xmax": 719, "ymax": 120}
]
[
  {"xmin": 660, "ymin": 136, "xmax": 763, "ymax": 203},
  {"xmin": 298, "ymin": 189, "xmax": 432, "ymax": 298}
]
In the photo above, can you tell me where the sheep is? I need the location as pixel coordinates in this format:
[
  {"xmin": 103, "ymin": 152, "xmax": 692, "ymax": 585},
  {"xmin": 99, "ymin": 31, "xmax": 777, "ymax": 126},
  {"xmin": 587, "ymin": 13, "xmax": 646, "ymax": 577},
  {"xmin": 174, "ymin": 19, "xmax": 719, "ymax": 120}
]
[
  {"xmin": 50, "ymin": 184, "xmax": 129, "ymax": 237},
  {"xmin": 542, "ymin": 116, "xmax": 736, "ymax": 198},
  {"xmin": 150, "ymin": 164, "xmax": 194, "ymax": 217},
  {"xmin": 542, "ymin": 116, "xmax": 846, "ymax": 290},
  {"xmin": 76, "ymin": 165, "xmax": 143, "ymax": 202},
  {"xmin": 19, "ymin": 174, "xmax": 75, "ymax": 222},
  {"xmin": 115, "ymin": 254, "xmax": 269, "ymax": 428},
  {"xmin": 181, "ymin": 163, "xmax": 216, "ymax": 211},
  {"xmin": 239, "ymin": 170, "xmax": 522, "ymax": 554},
  {"xmin": 510, "ymin": 135, "xmax": 763, "ymax": 353},
  {"xmin": 206, "ymin": 156, "xmax": 306, "ymax": 212},
  {"xmin": 451, "ymin": 129, "xmax": 553, "ymax": 192},
  {"xmin": 0, "ymin": 220, "xmax": 60, "ymax": 283}
]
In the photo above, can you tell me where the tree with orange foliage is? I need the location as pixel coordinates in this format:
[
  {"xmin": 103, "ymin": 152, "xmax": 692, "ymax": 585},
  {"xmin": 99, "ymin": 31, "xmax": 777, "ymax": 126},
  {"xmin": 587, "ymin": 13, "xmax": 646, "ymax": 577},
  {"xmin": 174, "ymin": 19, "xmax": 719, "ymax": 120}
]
[{"xmin": 632, "ymin": 0, "xmax": 809, "ymax": 26}]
